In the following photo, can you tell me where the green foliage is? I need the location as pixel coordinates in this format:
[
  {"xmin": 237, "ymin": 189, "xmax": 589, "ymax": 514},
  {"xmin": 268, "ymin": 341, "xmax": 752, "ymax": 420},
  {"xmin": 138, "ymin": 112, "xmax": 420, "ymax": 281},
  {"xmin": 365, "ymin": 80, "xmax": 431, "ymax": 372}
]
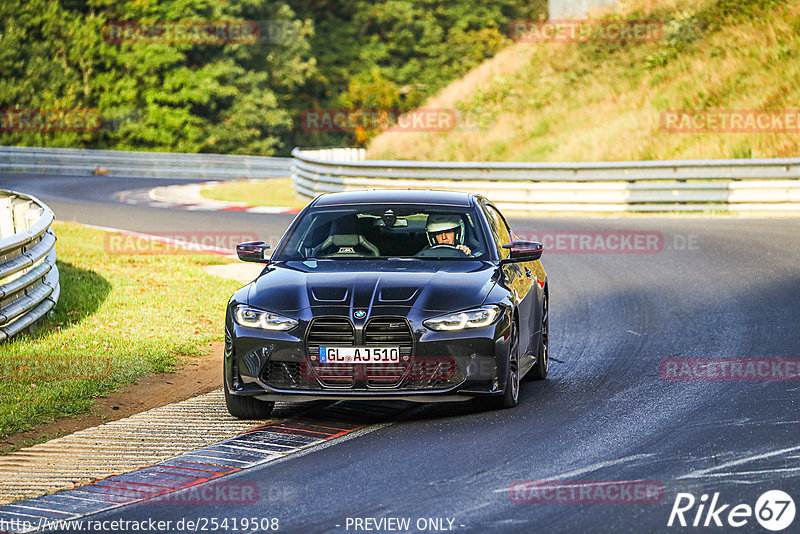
[
  {"xmin": 645, "ymin": 10, "xmax": 704, "ymax": 70},
  {"xmin": 0, "ymin": 0, "xmax": 544, "ymax": 154},
  {"xmin": 291, "ymin": 0, "xmax": 545, "ymax": 148},
  {"xmin": 0, "ymin": 0, "xmax": 314, "ymax": 155},
  {"xmin": 643, "ymin": 0, "xmax": 786, "ymax": 70}
]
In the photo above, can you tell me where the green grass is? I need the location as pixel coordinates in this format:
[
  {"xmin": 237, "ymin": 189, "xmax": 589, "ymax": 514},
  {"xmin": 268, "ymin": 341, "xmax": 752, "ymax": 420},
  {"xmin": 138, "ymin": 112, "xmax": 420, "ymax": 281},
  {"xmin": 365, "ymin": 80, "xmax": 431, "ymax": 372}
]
[
  {"xmin": 0, "ymin": 223, "xmax": 240, "ymax": 439},
  {"xmin": 199, "ymin": 178, "xmax": 311, "ymax": 210}
]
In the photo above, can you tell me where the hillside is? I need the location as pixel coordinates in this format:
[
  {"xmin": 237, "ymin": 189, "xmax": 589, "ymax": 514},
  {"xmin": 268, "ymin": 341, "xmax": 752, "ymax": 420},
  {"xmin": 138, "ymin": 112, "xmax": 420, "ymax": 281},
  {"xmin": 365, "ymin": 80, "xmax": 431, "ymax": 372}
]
[{"xmin": 366, "ymin": 0, "xmax": 800, "ymax": 161}]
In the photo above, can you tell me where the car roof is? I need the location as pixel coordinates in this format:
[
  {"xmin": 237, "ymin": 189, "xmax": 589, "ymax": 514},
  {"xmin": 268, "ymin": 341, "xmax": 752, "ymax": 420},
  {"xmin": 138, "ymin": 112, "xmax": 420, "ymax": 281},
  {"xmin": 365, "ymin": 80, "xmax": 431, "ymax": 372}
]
[{"xmin": 312, "ymin": 189, "xmax": 474, "ymax": 207}]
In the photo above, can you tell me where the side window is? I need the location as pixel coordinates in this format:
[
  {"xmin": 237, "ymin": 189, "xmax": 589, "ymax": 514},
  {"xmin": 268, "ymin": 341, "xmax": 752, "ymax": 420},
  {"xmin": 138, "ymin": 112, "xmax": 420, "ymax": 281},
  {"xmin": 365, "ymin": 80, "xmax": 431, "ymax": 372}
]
[{"xmin": 483, "ymin": 204, "xmax": 512, "ymax": 259}]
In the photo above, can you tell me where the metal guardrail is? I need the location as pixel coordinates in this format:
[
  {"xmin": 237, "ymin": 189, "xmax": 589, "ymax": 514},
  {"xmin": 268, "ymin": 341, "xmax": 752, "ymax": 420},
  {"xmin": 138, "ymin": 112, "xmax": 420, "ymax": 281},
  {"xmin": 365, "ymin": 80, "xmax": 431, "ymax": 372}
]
[
  {"xmin": 3, "ymin": 145, "xmax": 798, "ymax": 211},
  {"xmin": 0, "ymin": 146, "xmax": 291, "ymax": 180},
  {"xmin": 291, "ymin": 148, "xmax": 800, "ymax": 212},
  {"xmin": 0, "ymin": 190, "xmax": 59, "ymax": 341}
]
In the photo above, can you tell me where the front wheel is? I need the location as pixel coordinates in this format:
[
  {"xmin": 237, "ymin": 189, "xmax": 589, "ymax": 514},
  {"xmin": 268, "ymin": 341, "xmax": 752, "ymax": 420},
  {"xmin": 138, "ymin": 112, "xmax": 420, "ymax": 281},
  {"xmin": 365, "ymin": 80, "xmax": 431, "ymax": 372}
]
[
  {"xmin": 224, "ymin": 370, "xmax": 275, "ymax": 419},
  {"xmin": 474, "ymin": 320, "xmax": 520, "ymax": 410}
]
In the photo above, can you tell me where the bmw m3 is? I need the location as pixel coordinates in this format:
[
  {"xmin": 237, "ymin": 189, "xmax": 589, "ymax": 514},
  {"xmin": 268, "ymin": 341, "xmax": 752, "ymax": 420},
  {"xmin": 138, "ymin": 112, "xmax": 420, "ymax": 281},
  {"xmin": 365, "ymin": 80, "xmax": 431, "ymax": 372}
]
[{"xmin": 224, "ymin": 189, "xmax": 549, "ymax": 418}]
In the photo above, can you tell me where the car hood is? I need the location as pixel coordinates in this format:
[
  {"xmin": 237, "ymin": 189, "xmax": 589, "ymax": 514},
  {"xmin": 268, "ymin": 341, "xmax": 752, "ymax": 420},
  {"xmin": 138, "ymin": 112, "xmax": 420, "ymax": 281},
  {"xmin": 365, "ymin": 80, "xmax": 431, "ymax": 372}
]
[{"xmin": 246, "ymin": 259, "xmax": 498, "ymax": 313}]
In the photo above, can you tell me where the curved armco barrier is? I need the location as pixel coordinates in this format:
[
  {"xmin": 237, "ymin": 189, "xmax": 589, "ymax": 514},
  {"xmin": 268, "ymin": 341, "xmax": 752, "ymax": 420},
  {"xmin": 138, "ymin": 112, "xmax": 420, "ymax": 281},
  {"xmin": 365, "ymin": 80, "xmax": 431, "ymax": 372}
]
[
  {"xmin": 291, "ymin": 147, "xmax": 800, "ymax": 212},
  {"xmin": 0, "ymin": 190, "xmax": 59, "ymax": 341}
]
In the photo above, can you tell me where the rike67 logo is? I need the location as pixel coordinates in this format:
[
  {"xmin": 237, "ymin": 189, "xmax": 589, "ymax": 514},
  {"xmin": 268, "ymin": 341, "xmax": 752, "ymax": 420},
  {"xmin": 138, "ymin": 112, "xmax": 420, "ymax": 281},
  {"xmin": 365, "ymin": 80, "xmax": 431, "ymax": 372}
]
[{"xmin": 668, "ymin": 490, "xmax": 795, "ymax": 531}]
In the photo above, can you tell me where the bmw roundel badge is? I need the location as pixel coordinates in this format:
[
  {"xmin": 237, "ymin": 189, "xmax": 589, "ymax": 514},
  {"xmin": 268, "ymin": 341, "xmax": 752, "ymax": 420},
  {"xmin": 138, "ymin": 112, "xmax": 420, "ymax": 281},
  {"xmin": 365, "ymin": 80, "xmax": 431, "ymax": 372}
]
[{"xmin": 354, "ymin": 310, "xmax": 367, "ymax": 319}]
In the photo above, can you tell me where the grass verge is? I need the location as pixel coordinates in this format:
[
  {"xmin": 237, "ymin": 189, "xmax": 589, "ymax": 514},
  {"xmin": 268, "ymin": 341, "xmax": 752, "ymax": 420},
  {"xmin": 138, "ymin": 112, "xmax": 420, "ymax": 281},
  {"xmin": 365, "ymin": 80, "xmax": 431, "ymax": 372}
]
[
  {"xmin": 199, "ymin": 178, "xmax": 310, "ymax": 210},
  {"xmin": 0, "ymin": 223, "xmax": 240, "ymax": 440}
]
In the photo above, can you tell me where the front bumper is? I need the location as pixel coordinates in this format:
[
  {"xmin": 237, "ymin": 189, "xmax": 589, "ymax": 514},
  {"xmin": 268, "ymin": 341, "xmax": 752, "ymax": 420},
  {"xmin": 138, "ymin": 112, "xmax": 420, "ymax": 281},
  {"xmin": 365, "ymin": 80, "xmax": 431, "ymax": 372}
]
[{"xmin": 225, "ymin": 310, "xmax": 513, "ymax": 403}]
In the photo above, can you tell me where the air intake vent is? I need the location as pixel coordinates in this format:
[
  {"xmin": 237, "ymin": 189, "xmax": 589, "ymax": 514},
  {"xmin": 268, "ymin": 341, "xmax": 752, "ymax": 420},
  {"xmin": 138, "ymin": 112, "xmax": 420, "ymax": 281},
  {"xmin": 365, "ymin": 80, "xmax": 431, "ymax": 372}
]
[
  {"xmin": 364, "ymin": 318, "xmax": 413, "ymax": 345},
  {"xmin": 263, "ymin": 361, "xmax": 303, "ymax": 387},
  {"xmin": 364, "ymin": 318, "xmax": 413, "ymax": 387},
  {"xmin": 307, "ymin": 317, "xmax": 355, "ymax": 387},
  {"xmin": 308, "ymin": 318, "xmax": 355, "ymax": 345}
]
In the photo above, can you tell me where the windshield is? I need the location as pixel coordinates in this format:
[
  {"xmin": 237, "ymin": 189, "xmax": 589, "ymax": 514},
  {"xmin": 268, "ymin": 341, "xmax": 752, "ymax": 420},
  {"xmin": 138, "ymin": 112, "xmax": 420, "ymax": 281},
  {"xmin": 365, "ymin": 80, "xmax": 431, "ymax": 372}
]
[{"xmin": 273, "ymin": 205, "xmax": 490, "ymax": 261}]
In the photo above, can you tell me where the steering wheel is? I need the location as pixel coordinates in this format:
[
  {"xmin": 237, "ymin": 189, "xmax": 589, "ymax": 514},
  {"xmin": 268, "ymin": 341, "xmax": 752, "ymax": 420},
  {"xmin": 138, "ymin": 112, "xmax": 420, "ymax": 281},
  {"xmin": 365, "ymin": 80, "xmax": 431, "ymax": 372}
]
[{"xmin": 415, "ymin": 244, "xmax": 469, "ymax": 258}]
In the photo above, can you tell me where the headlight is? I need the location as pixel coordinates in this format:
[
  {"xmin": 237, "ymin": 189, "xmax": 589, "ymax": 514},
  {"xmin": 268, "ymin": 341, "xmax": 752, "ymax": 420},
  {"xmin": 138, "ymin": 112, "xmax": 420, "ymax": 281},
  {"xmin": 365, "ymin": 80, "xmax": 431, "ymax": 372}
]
[
  {"xmin": 423, "ymin": 305, "xmax": 502, "ymax": 331},
  {"xmin": 233, "ymin": 305, "xmax": 298, "ymax": 331}
]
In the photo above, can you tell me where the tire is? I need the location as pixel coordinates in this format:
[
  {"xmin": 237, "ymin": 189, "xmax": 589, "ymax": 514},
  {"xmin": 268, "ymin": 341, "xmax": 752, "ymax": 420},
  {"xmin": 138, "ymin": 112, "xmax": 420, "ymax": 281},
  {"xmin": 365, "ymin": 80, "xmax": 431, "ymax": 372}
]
[
  {"xmin": 224, "ymin": 370, "xmax": 275, "ymax": 419},
  {"xmin": 474, "ymin": 319, "xmax": 520, "ymax": 410},
  {"xmin": 526, "ymin": 288, "xmax": 549, "ymax": 381}
]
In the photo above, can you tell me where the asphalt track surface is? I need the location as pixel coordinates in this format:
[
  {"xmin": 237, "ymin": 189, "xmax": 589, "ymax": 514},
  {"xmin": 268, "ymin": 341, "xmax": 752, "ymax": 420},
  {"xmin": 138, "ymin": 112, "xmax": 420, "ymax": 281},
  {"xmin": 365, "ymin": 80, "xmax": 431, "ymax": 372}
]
[{"xmin": 2, "ymin": 172, "xmax": 799, "ymax": 533}]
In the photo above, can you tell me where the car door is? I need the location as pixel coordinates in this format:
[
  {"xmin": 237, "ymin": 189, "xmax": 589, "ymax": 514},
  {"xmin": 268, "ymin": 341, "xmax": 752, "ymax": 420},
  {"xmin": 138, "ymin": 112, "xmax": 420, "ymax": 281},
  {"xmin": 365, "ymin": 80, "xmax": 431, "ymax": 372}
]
[{"xmin": 481, "ymin": 202, "xmax": 535, "ymax": 359}]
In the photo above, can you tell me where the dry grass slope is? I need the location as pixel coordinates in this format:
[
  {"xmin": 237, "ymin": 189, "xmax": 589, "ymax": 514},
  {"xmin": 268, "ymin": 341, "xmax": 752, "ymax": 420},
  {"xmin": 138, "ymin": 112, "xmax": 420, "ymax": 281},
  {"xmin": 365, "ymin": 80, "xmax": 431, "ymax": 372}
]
[{"xmin": 367, "ymin": 0, "xmax": 800, "ymax": 162}]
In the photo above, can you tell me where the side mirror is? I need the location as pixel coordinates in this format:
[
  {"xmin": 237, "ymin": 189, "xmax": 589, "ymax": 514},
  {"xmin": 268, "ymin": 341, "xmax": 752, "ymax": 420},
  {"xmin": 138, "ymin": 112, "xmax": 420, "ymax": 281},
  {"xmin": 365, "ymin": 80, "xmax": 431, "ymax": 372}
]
[
  {"xmin": 236, "ymin": 241, "xmax": 271, "ymax": 263},
  {"xmin": 501, "ymin": 241, "xmax": 543, "ymax": 262}
]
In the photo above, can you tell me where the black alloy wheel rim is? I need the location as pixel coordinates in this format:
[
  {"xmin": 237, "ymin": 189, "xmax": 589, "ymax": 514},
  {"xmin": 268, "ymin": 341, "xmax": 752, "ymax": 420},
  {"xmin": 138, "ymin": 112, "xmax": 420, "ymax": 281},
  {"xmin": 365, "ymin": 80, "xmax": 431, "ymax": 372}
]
[
  {"xmin": 541, "ymin": 292, "xmax": 549, "ymax": 373},
  {"xmin": 510, "ymin": 321, "xmax": 520, "ymax": 401}
]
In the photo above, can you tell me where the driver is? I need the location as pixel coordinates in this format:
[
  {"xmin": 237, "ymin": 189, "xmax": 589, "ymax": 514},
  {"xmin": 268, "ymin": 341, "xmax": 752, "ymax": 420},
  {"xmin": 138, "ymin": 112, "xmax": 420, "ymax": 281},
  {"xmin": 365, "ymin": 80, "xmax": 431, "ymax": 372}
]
[{"xmin": 425, "ymin": 214, "xmax": 471, "ymax": 255}]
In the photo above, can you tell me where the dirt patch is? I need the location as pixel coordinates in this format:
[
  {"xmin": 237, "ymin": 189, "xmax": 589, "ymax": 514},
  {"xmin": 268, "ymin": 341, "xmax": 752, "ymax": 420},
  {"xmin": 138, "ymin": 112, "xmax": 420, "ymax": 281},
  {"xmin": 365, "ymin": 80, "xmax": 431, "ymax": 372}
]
[{"xmin": 1, "ymin": 342, "xmax": 224, "ymax": 454}]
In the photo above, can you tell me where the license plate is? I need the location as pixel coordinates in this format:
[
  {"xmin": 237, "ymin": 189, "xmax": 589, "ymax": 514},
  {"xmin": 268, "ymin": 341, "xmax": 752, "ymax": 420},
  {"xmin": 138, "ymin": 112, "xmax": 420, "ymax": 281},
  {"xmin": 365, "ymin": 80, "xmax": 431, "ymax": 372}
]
[{"xmin": 319, "ymin": 346, "xmax": 399, "ymax": 363}]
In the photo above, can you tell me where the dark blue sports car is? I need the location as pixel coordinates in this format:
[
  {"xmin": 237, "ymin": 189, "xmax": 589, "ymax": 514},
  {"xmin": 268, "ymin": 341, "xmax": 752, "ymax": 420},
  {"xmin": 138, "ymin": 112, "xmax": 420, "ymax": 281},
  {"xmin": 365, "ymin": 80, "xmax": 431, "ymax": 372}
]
[{"xmin": 224, "ymin": 190, "xmax": 548, "ymax": 418}]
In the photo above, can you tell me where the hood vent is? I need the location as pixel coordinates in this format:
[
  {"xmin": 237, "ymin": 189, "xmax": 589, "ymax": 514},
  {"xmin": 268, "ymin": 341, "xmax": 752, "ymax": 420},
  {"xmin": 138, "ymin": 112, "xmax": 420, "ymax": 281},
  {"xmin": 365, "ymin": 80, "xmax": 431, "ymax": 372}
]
[
  {"xmin": 310, "ymin": 287, "xmax": 349, "ymax": 302},
  {"xmin": 378, "ymin": 287, "xmax": 419, "ymax": 303}
]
